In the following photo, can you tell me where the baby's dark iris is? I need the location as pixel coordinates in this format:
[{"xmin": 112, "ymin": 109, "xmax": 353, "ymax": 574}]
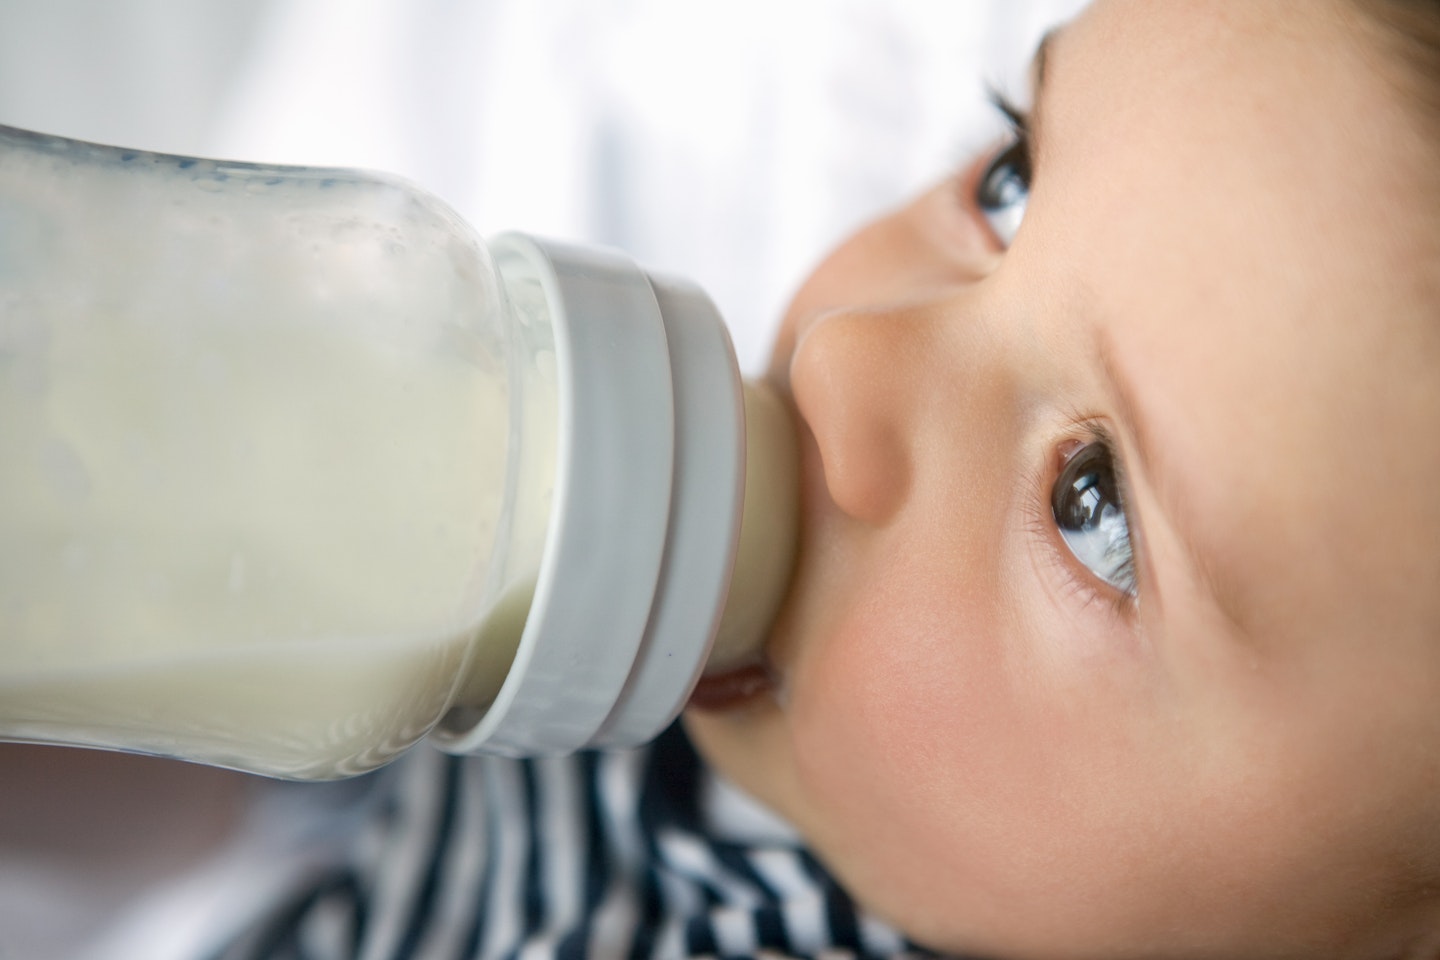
[
  {"xmin": 975, "ymin": 138, "xmax": 1031, "ymax": 247},
  {"xmin": 1051, "ymin": 441, "xmax": 1135, "ymax": 594},
  {"xmin": 977, "ymin": 141, "xmax": 1031, "ymax": 214},
  {"xmin": 1053, "ymin": 442, "xmax": 1117, "ymax": 530}
]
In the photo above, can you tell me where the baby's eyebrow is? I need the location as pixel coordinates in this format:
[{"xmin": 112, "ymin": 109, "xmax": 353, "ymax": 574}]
[
  {"xmin": 1027, "ymin": 27, "xmax": 1060, "ymax": 158},
  {"xmin": 1097, "ymin": 334, "xmax": 1160, "ymax": 501},
  {"xmin": 1094, "ymin": 333, "xmax": 1174, "ymax": 605},
  {"xmin": 1096, "ymin": 333, "xmax": 1252, "ymax": 641},
  {"xmin": 1034, "ymin": 27, "xmax": 1057, "ymax": 91}
]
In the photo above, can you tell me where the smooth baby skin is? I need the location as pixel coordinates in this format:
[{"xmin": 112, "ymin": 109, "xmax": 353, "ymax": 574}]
[{"xmin": 687, "ymin": 1, "xmax": 1440, "ymax": 957}]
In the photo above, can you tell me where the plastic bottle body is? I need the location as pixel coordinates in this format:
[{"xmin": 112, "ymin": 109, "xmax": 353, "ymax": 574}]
[
  {"xmin": 0, "ymin": 127, "xmax": 797, "ymax": 779},
  {"xmin": 0, "ymin": 127, "xmax": 557, "ymax": 778}
]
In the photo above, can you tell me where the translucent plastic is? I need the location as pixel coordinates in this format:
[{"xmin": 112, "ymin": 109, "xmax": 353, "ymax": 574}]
[{"xmin": 0, "ymin": 127, "xmax": 557, "ymax": 778}]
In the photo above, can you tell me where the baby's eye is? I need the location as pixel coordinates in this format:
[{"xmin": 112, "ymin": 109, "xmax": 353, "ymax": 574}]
[
  {"xmin": 1051, "ymin": 439, "xmax": 1137, "ymax": 597},
  {"xmin": 976, "ymin": 93, "xmax": 1033, "ymax": 247},
  {"xmin": 976, "ymin": 141, "xmax": 1030, "ymax": 246}
]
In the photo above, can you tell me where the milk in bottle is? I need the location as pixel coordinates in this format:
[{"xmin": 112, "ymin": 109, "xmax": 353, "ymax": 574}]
[{"xmin": 0, "ymin": 126, "xmax": 797, "ymax": 778}]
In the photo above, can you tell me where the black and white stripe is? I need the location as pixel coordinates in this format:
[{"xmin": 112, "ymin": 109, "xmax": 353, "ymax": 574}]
[{"xmin": 211, "ymin": 725, "xmax": 937, "ymax": 960}]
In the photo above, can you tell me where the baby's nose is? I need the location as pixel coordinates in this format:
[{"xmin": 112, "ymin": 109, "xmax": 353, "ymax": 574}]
[{"xmin": 788, "ymin": 304, "xmax": 933, "ymax": 525}]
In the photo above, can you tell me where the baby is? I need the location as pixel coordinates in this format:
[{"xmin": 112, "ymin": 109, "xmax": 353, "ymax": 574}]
[
  {"xmin": 213, "ymin": 1, "xmax": 1440, "ymax": 958},
  {"xmin": 686, "ymin": 0, "xmax": 1440, "ymax": 957}
]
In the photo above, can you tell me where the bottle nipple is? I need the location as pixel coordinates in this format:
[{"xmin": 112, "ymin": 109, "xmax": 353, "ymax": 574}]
[{"xmin": 707, "ymin": 381, "xmax": 800, "ymax": 673}]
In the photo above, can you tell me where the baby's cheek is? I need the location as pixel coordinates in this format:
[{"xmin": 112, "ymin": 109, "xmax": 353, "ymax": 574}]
[{"xmin": 785, "ymin": 562, "xmax": 1028, "ymax": 909}]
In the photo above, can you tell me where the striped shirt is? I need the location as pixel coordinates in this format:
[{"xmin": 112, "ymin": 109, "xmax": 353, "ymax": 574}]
[{"xmin": 211, "ymin": 725, "xmax": 937, "ymax": 960}]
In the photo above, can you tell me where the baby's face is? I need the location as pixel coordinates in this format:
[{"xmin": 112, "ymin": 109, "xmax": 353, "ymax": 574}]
[{"xmin": 686, "ymin": 0, "xmax": 1440, "ymax": 957}]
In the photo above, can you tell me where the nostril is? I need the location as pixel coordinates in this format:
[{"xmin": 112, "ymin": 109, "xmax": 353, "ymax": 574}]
[{"xmin": 789, "ymin": 310, "xmax": 913, "ymax": 525}]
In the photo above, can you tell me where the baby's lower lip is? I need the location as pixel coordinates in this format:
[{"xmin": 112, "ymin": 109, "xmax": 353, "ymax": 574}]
[{"xmin": 687, "ymin": 661, "xmax": 775, "ymax": 711}]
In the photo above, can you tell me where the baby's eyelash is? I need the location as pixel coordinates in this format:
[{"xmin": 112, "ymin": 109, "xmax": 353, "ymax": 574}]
[{"xmin": 986, "ymin": 86, "xmax": 1032, "ymax": 140}]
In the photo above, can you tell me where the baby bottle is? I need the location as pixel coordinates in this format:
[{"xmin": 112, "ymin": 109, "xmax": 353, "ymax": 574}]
[{"xmin": 0, "ymin": 125, "xmax": 797, "ymax": 779}]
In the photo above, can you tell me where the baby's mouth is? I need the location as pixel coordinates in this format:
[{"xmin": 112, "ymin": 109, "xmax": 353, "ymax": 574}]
[{"xmin": 687, "ymin": 658, "xmax": 779, "ymax": 711}]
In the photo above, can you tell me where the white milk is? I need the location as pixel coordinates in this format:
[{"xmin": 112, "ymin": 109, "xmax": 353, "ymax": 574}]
[
  {"xmin": 0, "ymin": 130, "xmax": 557, "ymax": 778},
  {"xmin": 0, "ymin": 129, "xmax": 794, "ymax": 779}
]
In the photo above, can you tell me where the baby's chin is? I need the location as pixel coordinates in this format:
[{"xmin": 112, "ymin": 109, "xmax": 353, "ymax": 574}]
[{"xmin": 680, "ymin": 673, "xmax": 797, "ymax": 825}]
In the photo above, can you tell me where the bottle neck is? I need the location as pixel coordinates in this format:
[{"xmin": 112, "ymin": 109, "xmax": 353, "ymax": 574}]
[{"xmin": 433, "ymin": 236, "xmax": 799, "ymax": 758}]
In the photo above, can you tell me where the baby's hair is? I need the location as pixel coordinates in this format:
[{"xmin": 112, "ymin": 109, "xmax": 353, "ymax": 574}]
[{"xmin": 1353, "ymin": 0, "xmax": 1440, "ymax": 122}]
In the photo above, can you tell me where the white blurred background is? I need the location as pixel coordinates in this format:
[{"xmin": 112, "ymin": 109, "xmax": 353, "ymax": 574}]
[
  {"xmin": 0, "ymin": 2, "xmax": 1086, "ymax": 957},
  {"xmin": 0, "ymin": 0, "xmax": 1085, "ymax": 372}
]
